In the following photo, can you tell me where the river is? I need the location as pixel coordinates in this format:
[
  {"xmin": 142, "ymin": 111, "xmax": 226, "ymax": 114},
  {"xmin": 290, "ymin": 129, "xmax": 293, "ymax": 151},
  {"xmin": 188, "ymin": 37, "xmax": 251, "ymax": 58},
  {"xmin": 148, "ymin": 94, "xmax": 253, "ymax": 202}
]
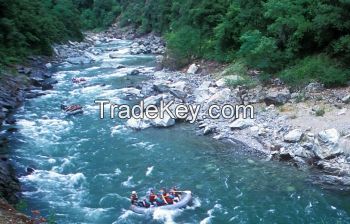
[{"xmin": 8, "ymin": 39, "xmax": 350, "ymax": 223}]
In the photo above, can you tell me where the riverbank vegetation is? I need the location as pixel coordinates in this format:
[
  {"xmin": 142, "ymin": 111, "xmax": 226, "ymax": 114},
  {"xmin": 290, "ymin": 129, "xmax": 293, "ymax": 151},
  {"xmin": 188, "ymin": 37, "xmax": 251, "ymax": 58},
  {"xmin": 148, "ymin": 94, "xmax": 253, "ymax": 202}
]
[
  {"xmin": 120, "ymin": 0, "xmax": 350, "ymax": 87},
  {"xmin": 1, "ymin": 0, "xmax": 350, "ymax": 87}
]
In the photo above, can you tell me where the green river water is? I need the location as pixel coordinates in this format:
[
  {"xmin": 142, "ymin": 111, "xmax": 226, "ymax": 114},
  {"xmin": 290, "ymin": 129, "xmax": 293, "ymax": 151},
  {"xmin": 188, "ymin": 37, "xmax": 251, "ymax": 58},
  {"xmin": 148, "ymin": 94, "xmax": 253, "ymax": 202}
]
[{"xmin": 7, "ymin": 40, "xmax": 350, "ymax": 223}]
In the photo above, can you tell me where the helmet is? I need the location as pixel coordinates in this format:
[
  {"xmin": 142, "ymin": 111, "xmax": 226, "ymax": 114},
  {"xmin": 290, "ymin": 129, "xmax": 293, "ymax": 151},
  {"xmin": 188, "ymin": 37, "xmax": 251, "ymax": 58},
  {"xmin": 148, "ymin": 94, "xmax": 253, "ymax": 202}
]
[{"xmin": 132, "ymin": 191, "xmax": 137, "ymax": 194}]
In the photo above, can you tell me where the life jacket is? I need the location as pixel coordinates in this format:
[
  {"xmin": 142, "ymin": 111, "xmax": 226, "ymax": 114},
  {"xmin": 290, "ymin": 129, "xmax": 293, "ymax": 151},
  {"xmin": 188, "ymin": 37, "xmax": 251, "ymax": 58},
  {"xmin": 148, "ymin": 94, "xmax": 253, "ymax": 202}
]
[
  {"xmin": 155, "ymin": 196, "xmax": 165, "ymax": 206},
  {"xmin": 149, "ymin": 193, "xmax": 156, "ymax": 202},
  {"xmin": 163, "ymin": 194, "xmax": 173, "ymax": 204}
]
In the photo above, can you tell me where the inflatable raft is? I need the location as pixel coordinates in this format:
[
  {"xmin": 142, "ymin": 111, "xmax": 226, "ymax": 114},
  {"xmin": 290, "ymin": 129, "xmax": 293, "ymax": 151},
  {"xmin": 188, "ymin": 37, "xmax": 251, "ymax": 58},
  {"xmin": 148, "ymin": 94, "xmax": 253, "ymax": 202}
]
[
  {"xmin": 130, "ymin": 191, "xmax": 192, "ymax": 214},
  {"xmin": 66, "ymin": 109, "xmax": 83, "ymax": 116}
]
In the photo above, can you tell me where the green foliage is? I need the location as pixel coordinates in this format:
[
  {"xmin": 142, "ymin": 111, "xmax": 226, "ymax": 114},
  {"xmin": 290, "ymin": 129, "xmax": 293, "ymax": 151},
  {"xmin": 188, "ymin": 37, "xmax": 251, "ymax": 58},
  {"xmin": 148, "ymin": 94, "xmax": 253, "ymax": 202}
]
[
  {"xmin": 221, "ymin": 60, "xmax": 248, "ymax": 77},
  {"xmin": 280, "ymin": 55, "xmax": 349, "ymax": 88},
  {"xmin": 315, "ymin": 107, "xmax": 325, "ymax": 117},
  {"xmin": 79, "ymin": 0, "xmax": 121, "ymax": 30},
  {"xmin": 225, "ymin": 75, "xmax": 257, "ymax": 89},
  {"xmin": 165, "ymin": 26, "xmax": 202, "ymax": 67},
  {"xmin": 0, "ymin": 0, "xmax": 82, "ymax": 64},
  {"xmin": 15, "ymin": 200, "xmax": 27, "ymax": 212},
  {"xmin": 115, "ymin": 0, "xmax": 350, "ymax": 87}
]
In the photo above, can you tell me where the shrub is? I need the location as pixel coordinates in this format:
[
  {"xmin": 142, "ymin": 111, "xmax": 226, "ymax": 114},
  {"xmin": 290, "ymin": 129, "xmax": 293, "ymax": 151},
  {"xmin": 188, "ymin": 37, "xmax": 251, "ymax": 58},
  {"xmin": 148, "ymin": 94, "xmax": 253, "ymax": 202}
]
[
  {"xmin": 165, "ymin": 26, "xmax": 202, "ymax": 68},
  {"xmin": 315, "ymin": 108, "xmax": 325, "ymax": 117},
  {"xmin": 225, "ymin": 75, "xmax": 257, "ymax": 89},
  {"xmin": 221, "ymin": 60, "xmax": 248, "ymax": 77},
  {"xmin": 280, "ymin": 55, "xmax": 349, "ymax": 88}
]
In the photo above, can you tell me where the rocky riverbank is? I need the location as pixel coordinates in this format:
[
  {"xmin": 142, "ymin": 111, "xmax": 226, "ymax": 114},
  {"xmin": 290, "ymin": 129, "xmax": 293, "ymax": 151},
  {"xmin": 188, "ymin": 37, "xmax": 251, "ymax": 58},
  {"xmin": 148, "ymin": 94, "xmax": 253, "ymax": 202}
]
[
  {"xmin": 0, "ymin": 57, "xmax": 57, "ymax": 222},
  {"xmin": 82, "ymin": 24, "xmax": 350, "ymax": 189}
]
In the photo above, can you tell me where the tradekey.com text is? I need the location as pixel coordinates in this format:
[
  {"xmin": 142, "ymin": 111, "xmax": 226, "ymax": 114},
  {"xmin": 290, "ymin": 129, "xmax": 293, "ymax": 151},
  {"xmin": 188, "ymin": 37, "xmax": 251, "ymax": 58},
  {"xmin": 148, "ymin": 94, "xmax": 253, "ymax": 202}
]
[{"xmin": 95, "ymin": 99, "xmax": 254, "ymax": 123}]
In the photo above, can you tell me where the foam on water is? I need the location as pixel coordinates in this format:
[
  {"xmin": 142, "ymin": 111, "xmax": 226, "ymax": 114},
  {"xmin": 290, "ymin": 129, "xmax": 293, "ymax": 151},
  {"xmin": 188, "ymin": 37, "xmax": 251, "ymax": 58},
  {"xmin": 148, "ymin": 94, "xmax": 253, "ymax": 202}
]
[
  {"xmin": 146, "ymin": 166, "xmax": 154, "ymax": 176},
  {"xmin": 153, "ymin": 208, "xmax": 182, "ymax": 224},
  {"xmin": 121, "ymin": 176, "xmax": 136, "ymax": 188},
  {"xmin": 199, "ymin": 204, "xmax": 223, "ymax": 224}
]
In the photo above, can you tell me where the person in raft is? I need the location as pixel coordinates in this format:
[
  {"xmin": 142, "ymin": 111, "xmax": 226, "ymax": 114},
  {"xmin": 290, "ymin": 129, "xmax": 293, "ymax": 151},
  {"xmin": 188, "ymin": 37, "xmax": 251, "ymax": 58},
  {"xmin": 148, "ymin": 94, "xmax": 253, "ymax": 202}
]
[{"xmin": 130, "ymin": 191, "xmax": 138, "ymax": 205}]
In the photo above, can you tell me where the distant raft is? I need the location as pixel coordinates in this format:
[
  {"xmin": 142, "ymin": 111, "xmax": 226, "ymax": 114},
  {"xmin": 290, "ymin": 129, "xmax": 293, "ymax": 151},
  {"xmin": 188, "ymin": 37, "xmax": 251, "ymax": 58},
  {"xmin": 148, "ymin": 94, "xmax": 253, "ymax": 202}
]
[
  {"xmin": 66, "ymin": 109, "xmax": 83, "ymax": 116},
  {"xmin": 61, "ymin": 104, "xmax": 83, "ymax": 116},
  {"xmin": 130, "ymin": 191, "xmax": 192, "ymax": 214}
]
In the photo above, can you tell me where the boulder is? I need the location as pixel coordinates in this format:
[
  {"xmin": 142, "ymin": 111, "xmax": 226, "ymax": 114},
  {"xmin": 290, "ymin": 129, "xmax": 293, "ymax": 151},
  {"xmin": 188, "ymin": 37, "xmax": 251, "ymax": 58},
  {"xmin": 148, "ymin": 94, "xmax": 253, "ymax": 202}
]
[
  {"xmin": 153, "ymin": 84, "xmax": 170, "ymax": 93},
  {"xmin": 126, "ymin": 118, "xmax": 152, "ymax": 130},
  {"xmin": 109, "ymin": 52, "xmax": 119, "ymax": 59},
  {"xmin": 42, "ymin": 83, "xmax": 53, "ymax": 91},
  {"xmin": 230, "ymin": 118, "xmax": 255, "ymax": 130},
  {"xmin": 279, "ymin": 148, "xmax": 294, "ymax": 161},
  {"xmin": 45, "ymin": 63, "xmax": 53, "ymax": 69},
  {"xmin": 203, "ymin": 126, "xmax": 215, "ymax": 135},
  {"xmin": 264, "ymin": 88, "xmax": 291, "ymax": 105},
  {"xmin": 284, "ymin": 129, "xmax": 303, "ymax": 143},
  {"xmin": 216, "ymin": 78, "xmax": 226, "ymax": 87},
  {"xmin": 305, "ymin": 82, "xmax": 324, "ymax": 93},
  {"xmin": 342, "ymin": 95, "xmax": 350, "ymax": 104},
  {"xmin": 207, "ymin": 88, "xmax": 231, "ymax": 104},
  {"xmin": 127, "ymin": 69, "xmax": 140, "ymax": 76},
  {"xmin": 187, "ymin": 64, "xmax": 199, "ymax": 74},
  {"xmin": 151, "ymin": 114, "xmax": 176, "ymax": 127},
  {"xmin": 318, "ymin": 129, "xmax": 340, "ymax": 145},
  {"xmin": 169, "ymin": 89, "xmax": 187, "ymax": 100},
  {"xmin": 169, "ymin": 81, "xmax": 186, "ymax": 92},
  {"xmin": 143, "ymin": 95, "xmax": 164, "ymax": 107},
  {"xmin": 193, "ymin": 81, "xmax": 212, "ymax": 103},
  {"xmin": 313, "ymin": 129, "xmax": 342, "ymax": 159}
]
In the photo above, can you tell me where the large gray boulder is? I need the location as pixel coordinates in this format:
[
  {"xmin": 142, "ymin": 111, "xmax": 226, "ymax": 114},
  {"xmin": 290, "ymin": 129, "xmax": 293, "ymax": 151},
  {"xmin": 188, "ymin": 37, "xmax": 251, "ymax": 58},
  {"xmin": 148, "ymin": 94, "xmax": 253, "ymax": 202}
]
[
  {"xmin": 264, "ymin": 88, "xmax": 291, "ymax": 105},
  {"xmin": 193, "ymin": 81, "xmax": 211, "ymax": 103},
  {"xmin": 313, "ymin": 129, "xmax": 342, "ymax": 159},
  {"xmin": 342, "ymin": 95, "xmax": 350, "ymax": 104},
  {"xmin": 230, "ymin": 118, "xmax": 255, "ymax": 130},
  {"xmin": 284, "ymin": 129, "xmax": 304, "ymax": 143},
  {"xmin": 207, "ymin": 88, "xmax": 231, "ymax": 104},
  {"xmin": 150, "ymin": 114, "xmax": 176, "ymax": 127}
]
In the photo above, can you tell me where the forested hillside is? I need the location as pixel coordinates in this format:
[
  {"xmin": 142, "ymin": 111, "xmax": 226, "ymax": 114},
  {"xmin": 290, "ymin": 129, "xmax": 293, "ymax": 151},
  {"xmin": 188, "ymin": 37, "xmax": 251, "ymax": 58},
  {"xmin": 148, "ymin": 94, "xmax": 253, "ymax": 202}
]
[{"xmin": 1, "ymin": 0, "xmax": 350, "ymax": 87}]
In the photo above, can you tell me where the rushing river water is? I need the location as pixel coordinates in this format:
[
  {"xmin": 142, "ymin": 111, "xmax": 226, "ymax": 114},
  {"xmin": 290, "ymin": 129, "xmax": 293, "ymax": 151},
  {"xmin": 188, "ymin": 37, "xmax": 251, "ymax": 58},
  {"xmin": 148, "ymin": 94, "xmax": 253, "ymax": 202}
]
[{"xmin": 7, "ymin": 40, "xmax": 350, "ymax": 223}]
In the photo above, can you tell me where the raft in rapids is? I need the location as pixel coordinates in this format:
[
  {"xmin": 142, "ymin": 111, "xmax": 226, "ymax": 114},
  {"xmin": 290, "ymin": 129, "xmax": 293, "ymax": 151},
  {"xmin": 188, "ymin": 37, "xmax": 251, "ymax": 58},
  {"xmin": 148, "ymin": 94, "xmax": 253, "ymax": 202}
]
[{"xmin": 130, "ymin": 191, "xmax": 192, "ymax": 214}]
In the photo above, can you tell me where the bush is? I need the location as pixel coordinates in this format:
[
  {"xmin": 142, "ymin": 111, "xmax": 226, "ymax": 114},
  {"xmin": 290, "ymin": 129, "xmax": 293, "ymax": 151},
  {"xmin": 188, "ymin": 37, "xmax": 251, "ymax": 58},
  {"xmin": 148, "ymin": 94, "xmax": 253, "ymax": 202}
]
[
  {"xmin": 237, "ymin": 30, "xmax": 285, "ymax": 72},
  {"xmin": 280, "ymin": 55, "xmax": 349, "ymax": 88},
  {"xmin": 221, "ymin": 60, "xmax": 248, "ymax": 77},
  {"xmin": 225, "ymin": 75, "xmax": 257, "ymax": 89},
  {"xmin": 165, "ymin": 26, "xmax": 202, "ymax": 68}
]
